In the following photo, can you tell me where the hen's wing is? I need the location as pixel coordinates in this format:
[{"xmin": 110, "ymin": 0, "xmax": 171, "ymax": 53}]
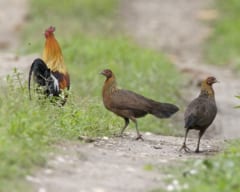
[
  {"xmin": 109, "ymin": 89, "xmax": 153, "ymax": 111},
  {"xmin": 184, "ymin": 97, "xmax": 217, "ymax": 128}
]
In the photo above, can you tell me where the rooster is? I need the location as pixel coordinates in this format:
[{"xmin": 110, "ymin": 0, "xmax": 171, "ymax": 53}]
[{"xmin": 28, "ymin": 26, "xmax": 70, "ymax": 104}]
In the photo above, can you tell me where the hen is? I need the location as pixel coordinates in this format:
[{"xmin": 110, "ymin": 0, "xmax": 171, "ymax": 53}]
[
  {"xmin": 28, "ymin": 26, "xmax": 70, "ymax": 105},
  {"xmin": 180, "ymin": 76, "xmax": 218, "ymax": 153},
  {"xmin": 101, "ymin": 69, "xmax": 179, "ymax": 140}
]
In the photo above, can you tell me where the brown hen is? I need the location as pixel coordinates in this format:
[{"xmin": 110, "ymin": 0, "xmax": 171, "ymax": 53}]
[
  {"xmin": 180, "ymin": 76, "xmax": 218, "ymax": 153},
  {"xmin": 101, "ymin": 69, "xmax": 179, "ymax": 140}
]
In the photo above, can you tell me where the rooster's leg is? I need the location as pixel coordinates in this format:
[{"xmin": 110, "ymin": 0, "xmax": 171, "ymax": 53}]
[
  {"xmin": 118, "ymin": 118, "xmax": 129, "ymax": 137},
  {"xmin": 179, "ymin": 129, "xmax": 191, "ymax": 152}
]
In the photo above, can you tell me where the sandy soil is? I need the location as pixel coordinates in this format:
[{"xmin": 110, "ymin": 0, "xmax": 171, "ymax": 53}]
[
  {"xmin": 0, "ymin": 0, "xmax": 28, "ymax": 51},
  {"xmin": 1, "ymin": 0, "xmax": 237, "ymax": 192},
  {"xmin": 30, "ymin": 133, "xmax": 222, "ymax": 192},
  {"xmin": 0, "ymin": 0, "xmax": 36, "ymax": 82}
]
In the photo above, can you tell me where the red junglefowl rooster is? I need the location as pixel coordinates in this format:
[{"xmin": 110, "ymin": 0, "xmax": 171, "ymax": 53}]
[
  {"xmin": 28, "ymin": 26, "xmax": 70, "ymax": 105},
  {"xmin": 180, "ymin": 76, "xmax": 218, "ymax": 153},
  {"xmin": 100, "ymin": 69, "xmax": 179, "ymax": 140}
]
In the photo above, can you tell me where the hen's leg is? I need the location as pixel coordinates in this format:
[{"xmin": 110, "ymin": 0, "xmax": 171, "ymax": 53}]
[
  {"xmin": 130, "ymin": 117, "xmax": 143, "ymax": 141},
  {"xmin": 195, "ymin": 129, "xmax": 205, "ymax": 153},
  {"xmin": 118, "ymin": 118, "xmax": 129, "ymax": 137},
  {"xmin": 179, "ymin": 129, "xmax": 191, "ymax": 152}
]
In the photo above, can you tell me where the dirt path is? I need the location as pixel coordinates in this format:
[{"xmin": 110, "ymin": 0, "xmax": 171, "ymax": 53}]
[
  {"xmin": 0, "ymin": 0, "xmax": 27, "ymax": 51},
  {"xmin": 30, "ymin": 133, "xmax": 221, "ymax": 192},
  {"xmin": 1, "ymin": 0, "xmax": 234, "ymax": 192},
  {"xmin": 0, "ymin": 0, "xmax": 36, "ymax": 81}
]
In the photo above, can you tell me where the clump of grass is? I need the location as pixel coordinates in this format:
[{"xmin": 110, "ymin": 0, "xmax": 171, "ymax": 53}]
[
  {"xmin": 0, "ymin": 70, "xmax": 120, "ymax": 191},
  {"xmin": 205, "ymin": 0, "xmax": 240, "ymax": 71},
  {"xmin": 153, "ymin": 140, "xmax": 240, "ymax": 192},
  {"xmin": 20, "ymin": 0, "xmax": 118, "ymax": 54}
]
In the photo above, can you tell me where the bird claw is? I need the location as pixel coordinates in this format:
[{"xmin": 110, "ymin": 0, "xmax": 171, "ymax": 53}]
[
  {"xmin": 179, "ymin": 144, "xmax": 191, "ymax": 153},
  {"xmin": 135, "ymin": 134, "xmax": 144, "ymax": 141},
  {"xmin": 195, "ymin": 149, "xmax": 202, "ymax": 153},
  {"xmin": 114, "ymin": 133, "xmax": 124, "ymax": 138}
]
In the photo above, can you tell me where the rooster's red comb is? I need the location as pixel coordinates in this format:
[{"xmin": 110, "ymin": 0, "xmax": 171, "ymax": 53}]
[
  {"xmin": 44, "ymin": 26, "xmax": 56, "ymax": 38},
  {"xmin": 46, "ymin": 26, "xmax": 55, "ymax": 32}
]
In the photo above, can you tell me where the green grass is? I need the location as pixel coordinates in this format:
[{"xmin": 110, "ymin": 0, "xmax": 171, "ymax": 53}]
[
  {"xmin": 20, "ymin": 0, "xmax": 183, "ymax": 135},
  {"xmin": 20, "ymin": 0, "xmax": 118, "ymax": 53},
  {"xmin": 205, "ymin": 0, "xmax": 240, "ymax": 71},
  {"xmin": 0, "ymin": 0, "xmax": 183, "ymax": 191},
  {"xmin": 154, "ymin": 140, "xmax": 240, "ymax": 192},
  {"xmin": 0, "ymin": 85, "xmax": 116, "ymax": 191},
  {"xmin": 0, "ymin": 71, "xmax": 121, "ymax": 191}
]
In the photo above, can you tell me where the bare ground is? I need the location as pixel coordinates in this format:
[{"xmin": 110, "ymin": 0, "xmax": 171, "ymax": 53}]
[
  {"xmin": 1, "ymin": 0, "xmax": 238, "ymax": 192},
  {"xmin": 0, "ymin": 0, "xmax": 36, "ymax": 82},
  {"xmin": 30, "ymin": 133, "xmax": 222, "ymax": 192}
]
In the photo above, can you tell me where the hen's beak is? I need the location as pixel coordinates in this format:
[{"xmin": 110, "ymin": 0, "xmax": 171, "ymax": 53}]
[{"xmin": 99, "ymin": 71, "xmax": 106, "ymax": 76}]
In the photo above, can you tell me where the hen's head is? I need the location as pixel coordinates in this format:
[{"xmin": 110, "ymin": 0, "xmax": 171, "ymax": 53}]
[
  {"xmin": 44, "ymin": 26, "xmax": 55, "ymax": 38},
  {"xmin": 100, "ymin": 69, "xmax": 113, "ymax": 79},
  {"xmin": 205, "ymin": 76, "xmax": 218, "ymax": 86}
]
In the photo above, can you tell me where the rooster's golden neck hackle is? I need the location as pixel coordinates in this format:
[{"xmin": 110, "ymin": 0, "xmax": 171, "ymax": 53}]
[{"xmin": 43, "ymin": 26, "xmax": 67, "ymax": 75}]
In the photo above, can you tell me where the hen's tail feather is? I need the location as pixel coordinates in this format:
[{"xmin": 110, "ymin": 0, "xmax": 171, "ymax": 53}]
[{"xmin": 149, "ymin": 102, "xmax": 179, "ymax": 118}]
